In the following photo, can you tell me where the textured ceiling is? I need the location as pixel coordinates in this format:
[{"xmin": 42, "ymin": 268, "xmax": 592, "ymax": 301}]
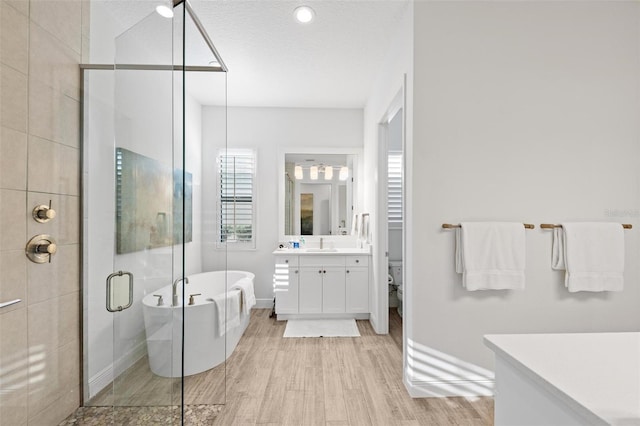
[{"xmin": 105, "ymin": 0, "xmax": 409, "ymax": 108}]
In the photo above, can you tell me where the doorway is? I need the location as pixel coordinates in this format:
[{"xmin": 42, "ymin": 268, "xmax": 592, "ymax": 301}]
[{"xmin": 377, "ymin": 87, "xmax": 405, "ymax": 341}]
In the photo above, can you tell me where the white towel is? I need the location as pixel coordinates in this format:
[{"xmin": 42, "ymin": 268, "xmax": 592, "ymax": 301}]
[
  {"xmin": 551, "ymin": 227, "xmax": 565, "ymax": 270},
  {"xmin": 231, "ymin": 278, "xmax": 256, "ymax": 315},
  {"xmin": 211, "ymin": 290, "xmax": 241, "ymax": 337},
  {"xmin": 455, "ymin": 222, "xmax": 526, "ymax": 291},
  {"xmin": 552, "ymin": 223, "xmax": 624, "ymax": 292}
]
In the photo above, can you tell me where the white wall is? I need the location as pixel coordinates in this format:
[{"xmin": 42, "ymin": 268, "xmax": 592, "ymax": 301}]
[
  {"xmin": 406, "ymin": 0, "xmax": 640, "ymax": 396},
  {"xmin": 201, "ymin": 107, "xmax": 364, "ymax": 303}
]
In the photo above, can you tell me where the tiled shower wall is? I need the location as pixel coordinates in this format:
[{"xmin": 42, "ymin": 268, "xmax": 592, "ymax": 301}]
[{"xmin": 0, "ymin": 0, "xmax": 88, "ymax": 424}]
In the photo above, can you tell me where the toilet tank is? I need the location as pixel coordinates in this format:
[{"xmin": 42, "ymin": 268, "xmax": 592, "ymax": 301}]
[{"xmin": 389, "ymin": 261, "xmax": 402, "ymax": 285}]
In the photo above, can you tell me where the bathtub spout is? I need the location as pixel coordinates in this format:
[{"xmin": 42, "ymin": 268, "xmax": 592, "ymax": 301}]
[{"xmin": 172, "ymin": 277, "xmax": 189, "ymax": 306}]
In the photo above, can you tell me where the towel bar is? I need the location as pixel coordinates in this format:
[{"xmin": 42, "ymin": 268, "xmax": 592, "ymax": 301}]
[
  {"xmin": 442, "ymin": 223, "xmax": 535, "ymax": 229},
  {"xmin": 540, "ymin": 224, "xmax": 632, "ymax": 229}
]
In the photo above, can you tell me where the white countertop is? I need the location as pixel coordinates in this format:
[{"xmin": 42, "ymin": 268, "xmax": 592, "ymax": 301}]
[
  {"xmin": 272, "ymin": 247, "xmax": 371, "ymax": 255},
  {"xmin": 484, "ymin": 332, "xmax": 640, "ymax": 425}
]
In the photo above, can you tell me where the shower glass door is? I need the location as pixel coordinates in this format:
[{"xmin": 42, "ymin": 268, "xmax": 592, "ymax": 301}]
[
  {"xmin": 82, "ymin": 1, "xmax": 227, "ymax": 423},
  {"xmin": 110, "ymin": 3, "xmax": 182, "ymax": 417}
]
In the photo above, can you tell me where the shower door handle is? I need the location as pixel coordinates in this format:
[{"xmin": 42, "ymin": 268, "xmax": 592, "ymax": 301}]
[{"xmin": 106, "ymin": 271, "xmax": 134, "ymax": 312}]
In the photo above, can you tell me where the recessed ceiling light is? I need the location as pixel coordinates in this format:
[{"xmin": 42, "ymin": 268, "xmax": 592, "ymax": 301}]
[
  {"xmin": 294, "ymin": 6, "xmax": 315, "ymax": 24},
  {"xmin": 156, "ymin": 5, "xmax": 174, "ymax": 19}
]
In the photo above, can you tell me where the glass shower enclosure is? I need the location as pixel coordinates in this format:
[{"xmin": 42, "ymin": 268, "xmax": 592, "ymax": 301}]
[{"xmin": 81, "ymin": 1, "xmax": 227, "ymax": 423}]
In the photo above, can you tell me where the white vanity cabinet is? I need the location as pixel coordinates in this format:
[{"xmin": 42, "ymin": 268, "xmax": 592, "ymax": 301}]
[
  {"xmin": 299, "ymin": 255, "xmax": 345, "ymax": 314},
  {"xmin": 345, "ymin": 256, "xmax": 369, "ymax": 313},
  {"xmin": 274, "ymin": 255, "xmax": 299, "ymax": 314},
  {"xmin": 272, "ymin": 250, "xmax": 370, "ymax": 319}
]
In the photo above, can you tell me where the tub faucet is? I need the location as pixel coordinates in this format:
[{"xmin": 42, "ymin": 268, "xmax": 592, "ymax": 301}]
[{"xmin": 172, "ymin": 277, "xmax": 189, "ymax": 306}]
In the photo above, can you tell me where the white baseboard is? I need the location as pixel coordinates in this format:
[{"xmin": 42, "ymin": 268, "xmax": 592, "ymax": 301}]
[
  {"xmin": 88, "ymin": 364, "xmax": 113, "ymax": 400},
  {"xmin": 255, "ymin": 298, "xmax": 274, "ymax": 309},
  {"xmin": 88, "ymin": 340, "xmax": 147, "ymax": 399},
  {"xmin": 276, "ymin": 313, "xmax": 369, "ymax": 321},
  {"xmin": 404, "ymin": 376, "xmax": 494, "ymax": 398}
]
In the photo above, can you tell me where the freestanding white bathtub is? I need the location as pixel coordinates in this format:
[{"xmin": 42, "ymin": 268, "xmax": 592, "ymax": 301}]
[{"xmin": 142, "ymin": 270, "xmax": 254, "ymax": 377}]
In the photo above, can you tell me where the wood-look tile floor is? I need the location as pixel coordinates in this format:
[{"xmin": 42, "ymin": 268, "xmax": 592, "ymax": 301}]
[
  {"xmin": 82, "ymin": 309, "xmax": 493, "ymax": 425},
  {"xmin": 211, "ymin": 309, "xmax": 493, "ymax": 425}
]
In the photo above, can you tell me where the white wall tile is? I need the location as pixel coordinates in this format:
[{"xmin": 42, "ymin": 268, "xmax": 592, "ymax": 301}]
[
  {"xmin": 0, "ymin": 250, "xmax": 27, "ymax": 311},
  {"xmin": 27, "ymin": 136, "xmax": 79, "ymax": 195},
  {"xmin": 0, "ymin": 126, "xmax": 28, "ymax": 190},
  {"xmin": 0, "ymin": 385, "xmax": 27, "ymax": 425},
  {"xmin": 1, "ymin": 1, "xmax": 29, "ymax": 74},
  {"xmin": 0, "ymin": 189, "xmax": 26, "ymax": 250},
  {"xmin": 27, "ymin": 244, "xmax": 79, "ymax": 304},
  {"xmin": 29, "ymin": 23, "xmax": 81, "ymax": 101},
  {"xmin": 27, "ymin": 193, "xmax": 79, "ymax": 245},
  {"xmin": 29, "ymin": 0, "xmax": 81, "ymax": 55},
  {"xmin": 0, "ymin": 65, "xmax": 28, "ymax": 132},
  {"xmin": 0, "ymin": 307, "xmax": 28, "ymax": 388}
]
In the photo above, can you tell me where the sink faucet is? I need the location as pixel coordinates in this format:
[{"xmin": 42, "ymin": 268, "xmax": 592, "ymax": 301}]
[
  {"xmin": 320, "ymin": 237, "xmax": 324, "ymax": 250},
  {"xmin": 172, "ymin": 277, "xmax": 189, "ymax": 306}
]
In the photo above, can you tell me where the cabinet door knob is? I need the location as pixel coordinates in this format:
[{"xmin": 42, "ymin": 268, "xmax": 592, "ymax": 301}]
[
  {"xmin": 355, "ymin": 259, "xmax": 360, "ymax": 263},
  {"xmin": 346, "ymin": 270, "xmax": 350, "ymax": 273},
  {"xmin": 319, "ymin": 270, "xmax": 322, "ymax": 274},
  {"xmin": 294, "ymin": 270, "xmax": 298, "ymax": 274},
  {"xmin": 323, "ymin": 270, "xmax": 326, "ymax": 274},
  {"xmin": 285, "ymin": 259, "xmax": 289, "ymax": 263}
]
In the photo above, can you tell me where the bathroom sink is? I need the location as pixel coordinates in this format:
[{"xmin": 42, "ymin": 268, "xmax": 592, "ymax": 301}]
[{"xmin": 304, "ymin": 248, "xmax": 339, "ymax": 253}]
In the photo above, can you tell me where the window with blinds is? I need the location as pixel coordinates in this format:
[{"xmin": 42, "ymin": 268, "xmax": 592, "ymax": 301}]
[
  {"xmin": 218, "ymin": 149, "xmax": 256, "ymax": 247},
  {"xmin": 388, "ymin": 151, "xmax": 403, "ymax": 227}
]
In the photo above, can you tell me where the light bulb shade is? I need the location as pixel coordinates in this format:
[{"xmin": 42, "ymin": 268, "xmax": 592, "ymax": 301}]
[
  {"xmin": 339, "ymin": 166, "xmax": 349, "ymax": 181},
  {"xmin": 310, "ymin": 166, "xmax": 318, "ymax": 180},
  {"xmin": 294, "ymin": 6, "xmax": 315, "ymax": 24},
  {"xmin": 294, "ymin": 165, "xmax": 303, "ymax": 180},
  {"xmin": 156, "ymin": 5, "xmax": 174, "ymax": 18},
  {"xmin": 324, "ymin": 166, "xmax": 333, "ymax": 180}
]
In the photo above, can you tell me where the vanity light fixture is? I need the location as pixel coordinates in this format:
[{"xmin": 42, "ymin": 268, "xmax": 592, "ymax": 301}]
[
  {"xmin": 294, "ymin": 5, "xmax": 315, "ymax": 24},
  {"xmin": 324, "ymin": 166, "xmax": 333, "ymax": 180},
  {"xmin": 310, "ymin": 166, "xmax": 319, "ymax": 180},
  {"xmin": 155, "ymin": 5, "xmax": 174, "ymax": 18},
  {"xmin": 339, "ymin": 166, "xmax": 349, "ymax": 181},
  {"xmin": 294, "ymin": 166, "xmax": 303, "ymax": 180}
]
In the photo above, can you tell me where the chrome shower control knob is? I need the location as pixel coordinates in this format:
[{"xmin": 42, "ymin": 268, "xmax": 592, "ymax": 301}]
[
  {"xmin": 26, "ymin": 234, "xmax": 57, "ymax": 264},
  {"xmin": 35, "ymin": 242, "xmax": 57, "ymax": 254},
  {"xmin": 33, "ymin": 201, "xmax": 56, "ymax": 223}
]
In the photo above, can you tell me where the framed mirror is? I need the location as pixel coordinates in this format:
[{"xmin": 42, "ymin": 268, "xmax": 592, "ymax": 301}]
[{"xmin": 279, "ymin": 148, "xmax": 361, "ymax": 239}]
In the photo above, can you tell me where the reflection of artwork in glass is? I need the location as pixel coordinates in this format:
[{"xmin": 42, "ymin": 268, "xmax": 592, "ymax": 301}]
[
  {"xmin": 300, "ymin": 193, "xmax": 314, "ymax": 235},
  {"xmin": 116, "ymin": 148, "xmax": 192, "ymax": 254},
  {"xmin": 173, "ymin": 169, "xmax": 193, "ymax": 244}
]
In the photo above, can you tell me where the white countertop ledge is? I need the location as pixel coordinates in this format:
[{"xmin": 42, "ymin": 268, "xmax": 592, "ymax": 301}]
[
  {"xmin": 484, "ymin": 332, "xmax": 640, "ymax": 426},
  {"xmin": 272, "ymin": 247, "xmax": 371, "ymax": 255}
]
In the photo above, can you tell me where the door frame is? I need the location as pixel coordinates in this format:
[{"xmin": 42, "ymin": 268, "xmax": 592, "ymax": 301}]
[{"xmin": 374, "ymin": 79, "xmax": 406, "ymax": 335}]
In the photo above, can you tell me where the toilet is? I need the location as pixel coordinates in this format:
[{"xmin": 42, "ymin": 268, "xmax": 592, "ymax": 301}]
[{"xmin": 389, "ymin": 261, "xmax": 403, "ymax": 317}]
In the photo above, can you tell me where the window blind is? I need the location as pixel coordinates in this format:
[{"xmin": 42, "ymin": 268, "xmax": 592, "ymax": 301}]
[
  {"xmin": 218, "ymin": 149, "xmax": 256, "ymax": 245},
  {"xmin": 388, "ymin": 151, "xmax": 403, "ymax": 226}
]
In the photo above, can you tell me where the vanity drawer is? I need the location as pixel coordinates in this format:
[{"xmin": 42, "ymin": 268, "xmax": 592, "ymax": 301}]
[
  {"xmin": 346, "ymin": 256, "xmax": 369, "ymax": 267},
  {"xmin": 300, "ymin": 255, "xmax": 345, "ymax": 267},
  {"xmin": 275, "ymin": 256, "xmax": 299, "ymax": 267}
]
